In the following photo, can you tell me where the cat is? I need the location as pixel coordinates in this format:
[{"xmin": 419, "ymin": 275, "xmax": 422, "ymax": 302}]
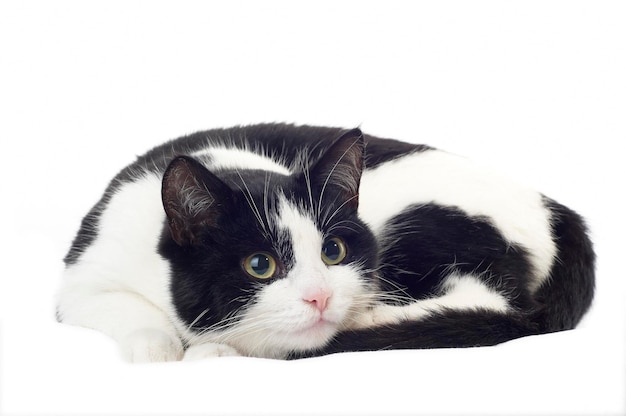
[{"xmin": 56, "ymin": 123, "xmax": 595, "ymax": 362}]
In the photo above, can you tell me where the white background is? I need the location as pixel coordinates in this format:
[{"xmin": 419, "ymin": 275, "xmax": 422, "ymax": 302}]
[{"xmin": 1, "ymin": 1, "xmax": 625, "ymax": 415}]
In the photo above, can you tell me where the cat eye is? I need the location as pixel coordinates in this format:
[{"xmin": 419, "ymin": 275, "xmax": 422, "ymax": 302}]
[
  {"xmin": 243, "ymin": 252, "xmax": 277, "ymax": 279},
  {"xmin": 321, "ymin": 237, "xmax": 347, "ymax": 265}
]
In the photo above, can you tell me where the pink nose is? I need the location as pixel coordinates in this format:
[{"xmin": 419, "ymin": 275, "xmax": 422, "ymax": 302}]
[{"xmin": 303, "ymin": 290, "xmax": 331, "ymax": 312}]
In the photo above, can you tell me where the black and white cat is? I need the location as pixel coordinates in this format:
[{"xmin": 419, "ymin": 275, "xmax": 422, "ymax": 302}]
[{"xmin": 56, "ymin": 123, "xmax": 595, "ymax": 362}]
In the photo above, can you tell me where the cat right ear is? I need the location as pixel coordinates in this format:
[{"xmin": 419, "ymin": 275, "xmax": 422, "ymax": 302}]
[
  {"xmin": 161, "ymin": 156, "xmax": 234, "ymax": 246},
  {"xmin": 308, "ymin": 128, "xmax": 365, "ymax": 212}
]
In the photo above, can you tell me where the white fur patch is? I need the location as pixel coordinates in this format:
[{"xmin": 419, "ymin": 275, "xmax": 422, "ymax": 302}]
[
  {"xmin": 193, "ymin": 146, "xmax": 291, "ymax": 175},
  {"xmin": 57, "ymin": 174, "xmax": 183, "ymax": 361},
  {"xmin": 359, "ymin": 150, "xmax": 556, "ymax": 291}
]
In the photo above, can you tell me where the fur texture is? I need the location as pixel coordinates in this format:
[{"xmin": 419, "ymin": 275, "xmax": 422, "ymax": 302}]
[{"xmin": 56, "ymin": 123, "xmax": 595, "ymax": 362}]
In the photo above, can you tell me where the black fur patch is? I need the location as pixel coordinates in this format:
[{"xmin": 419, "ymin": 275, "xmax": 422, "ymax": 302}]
[
  {"xmin": 158, "ymin": 168, "xmax": 296, "ymax": 330},
  {"xmin": 377, "ymin": 204, "xmax": 535, "ymax": 310}
]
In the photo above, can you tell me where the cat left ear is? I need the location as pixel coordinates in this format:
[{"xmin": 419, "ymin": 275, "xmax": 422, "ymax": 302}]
[
  {"xmin": 161, "ymin": 156, "xmax": 234, "ymax": 246},
  {"xmin": 310, "ymin": 128, "xmax": 365, "ymax": 211}
]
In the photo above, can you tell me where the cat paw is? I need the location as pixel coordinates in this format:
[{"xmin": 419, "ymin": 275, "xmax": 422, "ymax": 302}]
[
  {"xmin": 347, "ymin": 304, "xmax": 425, "ymax": 329},
  {"xmin": 121, "ymin": 328, "xmax": 184, "ymax": 363},
  {"xmin": 344, "ymin": 305, "xmax": 398, "ymax": 329},
  {"xmin": 183, "ymin": 343, "xmax": 241, "ymax": 361}
]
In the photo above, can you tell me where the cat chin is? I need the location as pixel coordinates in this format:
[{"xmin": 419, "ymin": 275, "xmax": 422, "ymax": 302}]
[
  {"xmin": 280, "ymin": 320, "xmax": 340, "ymax": 352},
  {"xmin": 183, "ymin": 317, "xmax": 340, "ymax": 359},
  {"xmin": 240, "ymin": 320, "xmax": 339, "ymax": 358}
]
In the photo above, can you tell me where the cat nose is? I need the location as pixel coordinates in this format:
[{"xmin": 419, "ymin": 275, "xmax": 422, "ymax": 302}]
[{"xmin": 303, "ymin": 289, "xmax": 332, "ymax": 312}]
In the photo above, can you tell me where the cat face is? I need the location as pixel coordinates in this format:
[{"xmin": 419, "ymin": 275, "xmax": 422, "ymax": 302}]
[{"xmin": 159, "ymin": 129, "xmax": 379, "ymax": 357}]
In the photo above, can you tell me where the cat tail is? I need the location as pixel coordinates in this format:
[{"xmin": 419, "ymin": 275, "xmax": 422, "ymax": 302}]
[
  {"xmin": 289, "ymin": 309, "xmax": 542, "ymax": 358},
  {"xmin": 531, "ymin": 198, "xmax": 596, "ymax": 333}
]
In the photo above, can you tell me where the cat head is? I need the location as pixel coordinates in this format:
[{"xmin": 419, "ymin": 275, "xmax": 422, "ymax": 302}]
[{"xmin": 159, "ymin": 129, "xmax": 379, "ymax": 358}]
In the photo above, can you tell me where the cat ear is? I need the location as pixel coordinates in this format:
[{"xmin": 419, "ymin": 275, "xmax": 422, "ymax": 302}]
[
  {"xmin": 310, "ymin": 128, "xmax": 365, "ymax": 211},
  {"xmin": 161, "ymin": 156, "xmax": 234, "ymax": 246}
]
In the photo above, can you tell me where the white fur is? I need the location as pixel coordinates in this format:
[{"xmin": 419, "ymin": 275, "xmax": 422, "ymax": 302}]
[{"xmin": 359, "ymin": 150, "xmax": 556, "ymax": 292}]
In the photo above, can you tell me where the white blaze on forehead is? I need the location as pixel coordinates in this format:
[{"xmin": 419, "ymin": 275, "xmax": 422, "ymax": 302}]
[{"xmin": 276, "ymin": 196, "xmax": 324, "ymax": 269}]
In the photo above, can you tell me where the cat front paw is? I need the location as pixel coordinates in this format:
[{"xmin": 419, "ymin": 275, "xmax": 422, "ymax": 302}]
[
  {"xmin": 345, "ymin": 304, "xmax": 425, "ymax": 329},
  {"xmin": 344, "ymin": 304, "xmax": 399, "ymax": 329},
  {"xmin": 183, "ymin": 343, "xmax": 241, "ymax": 361},
  {"xmin": 121, "ymin": 328, "xmax": 184, "ymax": 363}
]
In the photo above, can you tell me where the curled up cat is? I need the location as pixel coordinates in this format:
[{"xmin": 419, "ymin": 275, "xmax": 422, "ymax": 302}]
[{"xmin": 56, "ymin": 123, "xmax": 595, "ymax": 362}]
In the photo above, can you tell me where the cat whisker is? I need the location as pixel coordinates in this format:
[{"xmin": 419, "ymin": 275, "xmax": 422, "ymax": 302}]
[
  {"xmin": 190, "ymin": 316, "xmax": 240, "ymax": 339},
  {"xmin": 301, "ymin": 150, "xmax": 317, "ymax": 219},
  {"xmin": 187, "ymin": 306, "xmax": 249, "ymax": 341},
  {"xmin": 187, "ymin": 308, "xmax": 211, "ymax": 331},
  {"xmin": 263, "ymin": 172, "xmax": 274, "ymax": 234},
  {"xmin": 207, "ymin": 313, "xmax": 285, "ymax": 349},
  {"xmin": 326, "ymin": 219, "xmax": 363, "ymax": 235},
  {"xmin": 228, "ymin": 295, "xmax": 252, "ymax": 305},
  {"xmin": 321, "ymin": 194, "xmax": 360, "ymax": 228}
]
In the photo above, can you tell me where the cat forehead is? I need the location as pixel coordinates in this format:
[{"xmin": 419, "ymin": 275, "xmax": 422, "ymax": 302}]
[
  {"xmin": 218, "ymin": 169, "xmax": 293, "ymax": 195},
  {"xmin": 276, "ymin": 197, "xmax": 324, "ymax": 256}
]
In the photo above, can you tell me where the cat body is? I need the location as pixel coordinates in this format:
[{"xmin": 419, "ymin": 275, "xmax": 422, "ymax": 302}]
[{"xmin": 56, "ymin": 123, "xmax": 595, "ymax": 362}]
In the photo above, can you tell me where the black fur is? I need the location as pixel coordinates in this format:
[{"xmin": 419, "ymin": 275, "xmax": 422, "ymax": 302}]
[{"xmin": 377, "ymin": 204, "xmax": 535, "ymax": 311}]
